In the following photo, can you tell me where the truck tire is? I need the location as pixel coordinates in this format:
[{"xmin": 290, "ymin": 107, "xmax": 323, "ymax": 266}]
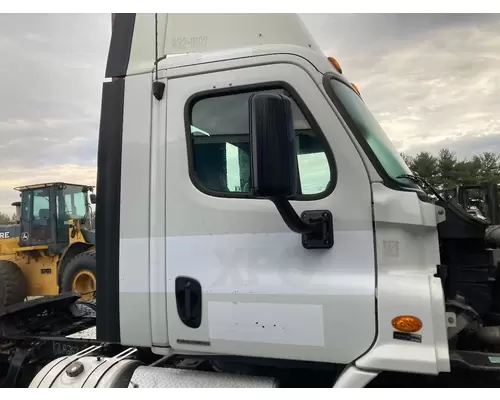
[
  {"xmin": 0, "ymin": 260, "xmax": 28, "ymax": 307},
  {"xmin": 61, "ymin": 250, "xmax": 96, "ymax": 299}
]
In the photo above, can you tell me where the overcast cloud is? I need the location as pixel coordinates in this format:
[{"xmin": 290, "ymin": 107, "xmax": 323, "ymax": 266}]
[
  {"xmin": 0, "ymin": 13, "xmax": 499, "ymax": 214},
  {"xmin": 302, "ymin": 13, "xmax": 500, "ymax": 156}
]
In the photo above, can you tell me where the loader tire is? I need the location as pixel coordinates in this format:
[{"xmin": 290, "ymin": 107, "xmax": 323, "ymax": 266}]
[
  {"xmin": 61, "ymin": 250, "xmax": 96, "ymax": 300},
  {"xmin": 0, "ymin": 260, "xmax": 28, "ymax": 307}
]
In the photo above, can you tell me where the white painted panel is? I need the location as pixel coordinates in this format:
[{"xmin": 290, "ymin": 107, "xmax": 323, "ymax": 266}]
[
  {"xmin": 165, "ymin": 60, "xmax": 376, "ymax": 363},
  {"xmin": 119, "ymin": 73, "xmax": 152, "ymax": 347},
  {"xmin": 127, "ymin": 14, "xmax": 323, "ymax": 76},
  {"xmin": 166, "ymin": 232, "xmax": 375, "ymax": 296},
  {"xmin": 208, "ymin": 302, "xmax": 325, "ymax": 347},
  {"xmin": 355, "ymin": 183, "xmax": 449, "ymax": 375},
  {"xmin": 149, "ymin": 77, "xmax": 168, "ymax": 347}
]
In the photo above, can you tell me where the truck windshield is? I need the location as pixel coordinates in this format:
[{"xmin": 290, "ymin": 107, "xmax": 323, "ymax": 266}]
[{"xmin": 326, "ymin": 77, "xmax": 419, "ymax": 190}]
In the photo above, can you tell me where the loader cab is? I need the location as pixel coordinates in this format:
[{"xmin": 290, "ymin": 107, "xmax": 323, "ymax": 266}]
[{"xmin": 16, "ymin": 182, "xmax": 93, "ymax": 248}]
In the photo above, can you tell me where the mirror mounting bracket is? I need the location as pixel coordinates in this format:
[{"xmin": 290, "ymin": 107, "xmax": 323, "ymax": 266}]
[
  {"xmin": 271, "ymin": 197, "xmax": 334, "ymax": 249},
  {"xmin": 301, "ymin": 210, "xmax": 334, "ymax": 249}
]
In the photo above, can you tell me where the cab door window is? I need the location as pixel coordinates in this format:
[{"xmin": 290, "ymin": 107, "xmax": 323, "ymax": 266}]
[
  {"xmin": 187, "ymin": 87, "xmax": 334, "ymax": 199},
  {"xmin": 33, "ymin": 188, "xmax": 50, "ymax": 226},
  {"xmin": 32, "ymin": 187, "xmax": 52, "ymax": 242}
]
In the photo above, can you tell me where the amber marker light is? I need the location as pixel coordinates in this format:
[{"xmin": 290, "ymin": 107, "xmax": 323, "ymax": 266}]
[
  {"xmin": 327, "ymin": 57, "xmax": 342, "ymax": 74},
  {"xmin": 391, "ymin": 315, "xmax": 423, "ymax": 333},
  {"xmin": 351, "ymin": 83, "xmax": 361, "ymax": 96}
]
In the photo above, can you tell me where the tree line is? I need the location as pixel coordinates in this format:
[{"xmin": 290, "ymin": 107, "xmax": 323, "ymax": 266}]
[
  {"xmin": 0, "ymin": 212, "xmax": 17, "ymax": 225},
  {"xmin": 400, "ymin": 148, "xmax": 500, "ymax": 190}
]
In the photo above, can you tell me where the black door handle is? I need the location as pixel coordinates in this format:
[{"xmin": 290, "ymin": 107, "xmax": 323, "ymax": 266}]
[
  {"xmin": 175, "ymin": 277, "xmax": 202, "ymax": 329},
  {"xmin": 184, "ymin": 281, "xmax": 191, "ymax": 321}
]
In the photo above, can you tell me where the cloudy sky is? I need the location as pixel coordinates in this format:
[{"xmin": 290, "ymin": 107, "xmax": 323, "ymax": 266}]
[{"xmin": 0, "ymin": 13, "xmax": 499, "ymax": 214}]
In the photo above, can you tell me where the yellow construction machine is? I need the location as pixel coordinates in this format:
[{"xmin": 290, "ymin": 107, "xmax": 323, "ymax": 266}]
[{"xmin": 0, "ymin": 182, "xmax": 96, "ymax": 307}]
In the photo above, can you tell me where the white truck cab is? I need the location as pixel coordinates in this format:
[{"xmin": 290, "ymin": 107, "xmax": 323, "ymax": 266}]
[{"xmin": 89, "ymin": 13, "xmax": 498, "ymax": 387}]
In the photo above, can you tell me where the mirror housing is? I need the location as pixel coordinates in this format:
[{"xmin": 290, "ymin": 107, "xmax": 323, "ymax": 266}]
[
  {"xmin": 90, "ymin": 194, "xmax": 97, "ymax": 204},
  {"xmin": 249, "ymin": 92, "xmax": 298, "ymax": 199},
  {"xmin": 248, "ymin": 92, "xmax": 333, "ymax": 249}
]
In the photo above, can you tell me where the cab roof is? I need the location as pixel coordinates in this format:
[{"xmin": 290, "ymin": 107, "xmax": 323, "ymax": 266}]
[
  {"xmin": 14, "ymin": 182, "xmax": 94, "ymax": 192},
  {"xmin": 108, "ymin": 13, "xmax": 324, "ymax": 78}
]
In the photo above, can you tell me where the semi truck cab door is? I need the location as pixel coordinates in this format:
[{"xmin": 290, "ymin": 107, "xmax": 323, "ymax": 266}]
[{"xmin": 165, "ymin": 60, "xmax": 377, "ymax": 364}]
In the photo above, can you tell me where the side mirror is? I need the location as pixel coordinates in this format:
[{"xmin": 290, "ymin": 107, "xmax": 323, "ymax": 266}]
[
  {"xmin": 248, "ymin": 92, "xmax": 333, "ymax": 249},
  {"xmin": 249, "ymin": 92, "xmax": 298, "ymax": 198},
  {"xmin": 90, "ymin": 194, "xmax": 97, "ymax": 204}
]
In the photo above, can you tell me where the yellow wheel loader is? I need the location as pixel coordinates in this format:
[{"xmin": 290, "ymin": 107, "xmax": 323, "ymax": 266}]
[{"xmin": 0, "ymin": 182, "xmax": 96, "ymax": 307}]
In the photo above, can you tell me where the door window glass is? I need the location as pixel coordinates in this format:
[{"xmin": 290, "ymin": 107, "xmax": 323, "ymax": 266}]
[{"xmin": 188, "ymin": 88, "xmax": 332, "ymax": 197}]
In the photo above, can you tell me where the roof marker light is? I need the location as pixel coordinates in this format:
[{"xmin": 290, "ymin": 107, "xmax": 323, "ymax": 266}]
[
  {"xmin": 351, "ymin": 82, "xmax": 361, "ymax": 96},
  {"xmin": 327, "ymin": 57, "xmax": 342, "ymax": 74}
]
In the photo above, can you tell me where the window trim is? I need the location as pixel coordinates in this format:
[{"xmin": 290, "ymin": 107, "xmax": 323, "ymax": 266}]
[
  {"xmin": 322, "ymin": 73, "xmax": 426, "ymax": 196},
  {"xmin": 184, "ymin": 81, "xmax": 338, "ymax": 201}
]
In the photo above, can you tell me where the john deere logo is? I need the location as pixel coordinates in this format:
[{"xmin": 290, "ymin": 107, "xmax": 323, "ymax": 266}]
[{"xmin": 21, "ymin": 232, "xmax": 29, "ymax": 241}]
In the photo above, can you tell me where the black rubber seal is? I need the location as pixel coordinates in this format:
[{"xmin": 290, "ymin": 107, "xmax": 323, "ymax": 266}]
[
  {"xmin": 105, "ymin": 13, "xmax": 136, "ymax": 79},
  {"xmin": 95, "ymin": 78, "xmax": 125, "ymax": 343}
]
